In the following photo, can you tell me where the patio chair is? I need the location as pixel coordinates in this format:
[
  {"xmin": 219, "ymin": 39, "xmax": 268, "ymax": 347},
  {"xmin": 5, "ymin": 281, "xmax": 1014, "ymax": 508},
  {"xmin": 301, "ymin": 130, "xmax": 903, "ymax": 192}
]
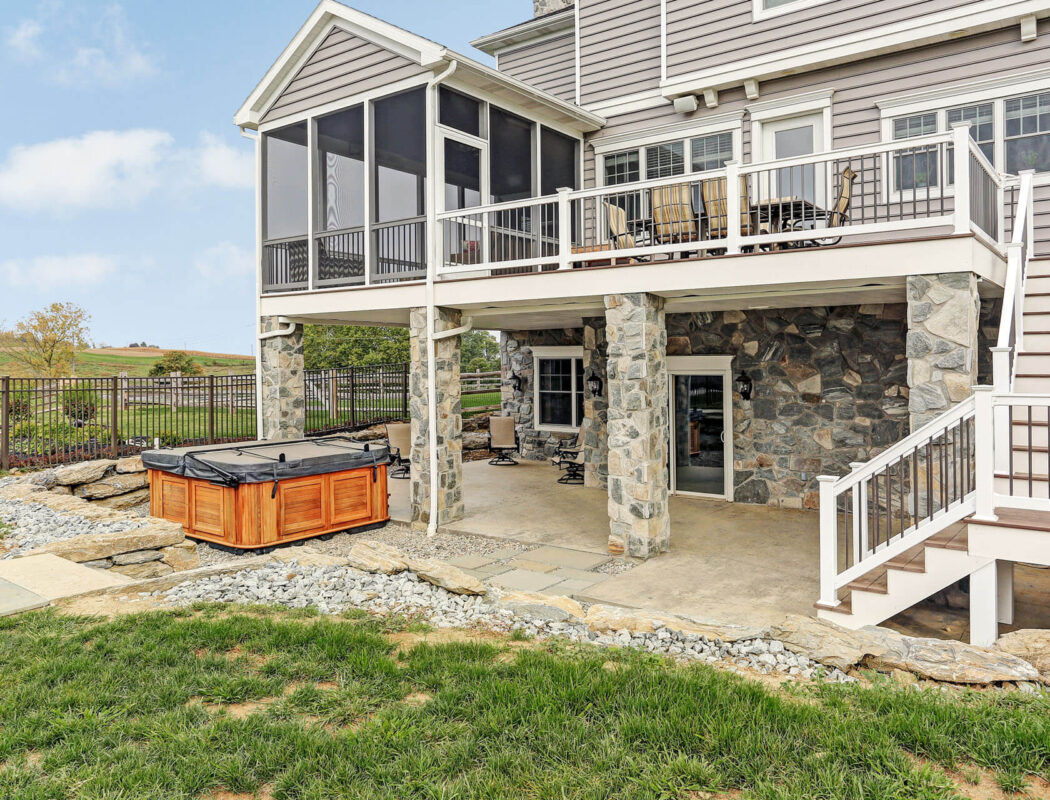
[
  {"xmin": 651, "ymin": 183, "xmax": 700, "ymax": 257},
  {"xmin": 604, "ymin": 202, "xmax": 638, "ymax": 250},
  {"xmin": 701, "ymin": 176, "xmax": 760, "ymax": 252},
  {"xmin": 488, "ymin": 415, "xmax": 519, "ymax": 466},
  {"xmin": 788, "ymin": 166, "xmax": 858, "ymax": 247},
  {"xmin": 551, "ymin": 447, "xmax": 584, "ymax": 485},
  {"xmin": 555, "ymin": 432, "xmax": 581, "ymax": 458},
  {"xmin": 386, "ymin": 422, "xmax": 411, "ymax": 479}
]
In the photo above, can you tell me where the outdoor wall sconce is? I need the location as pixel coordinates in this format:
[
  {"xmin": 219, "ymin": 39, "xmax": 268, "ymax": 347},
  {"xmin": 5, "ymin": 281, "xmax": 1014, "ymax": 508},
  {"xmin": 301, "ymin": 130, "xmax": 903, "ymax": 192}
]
[
  {"xmin": 510, "ymin": 372, "xmax": 523, "ymax": 393},
  {"xmin": 586, "ymin": 370, "xmax": 604, "ymax": 398},
  {"xmin": 735, "ymin": 371, "xmax": 753, "ymax": 401}
]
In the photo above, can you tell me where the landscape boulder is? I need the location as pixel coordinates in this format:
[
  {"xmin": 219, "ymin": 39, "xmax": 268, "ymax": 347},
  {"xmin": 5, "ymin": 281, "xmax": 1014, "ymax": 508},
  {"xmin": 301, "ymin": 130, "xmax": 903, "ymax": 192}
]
[
  {"xmin": 23, "ymin": 521, "xmax": 185, "ymax": 563},
  {"xmin": 407, "ymin": 557, "xmax": 486, "ymax": 595},
  {"xmin": 160, "ymin": 541, "xmax": 201, "ymax": 572},
  {"xmin": 95, "ymin": 488, "xmax": 151, "ymax": 511},
  {"xmin": 586, "ymin": 604, "xmax": 766, "ymax": 643},
  {"xmin": 115, "ymin": 456, "xmax": 145, "ymax": 474},
  {"xmin": 74, "ymin": 471, "xmax": 149, "ymax": 500},
  {"xmin": 54, "ymin": 460, "xmax": 116, "ymax": 487},
  {"xmin": 769, "ymin": 614, "xmax": 885, "ymax": 671},
  {"xmin": 493, "ymin": 590, "xmax": 585, "ymax": 621},
  {"xmin": 995, "ymin": 629, "xmax": 1050, "ymax": 681},
  {"xmin": 345, "ymin": 541, "xmax": 408, "ymax": 574},
  {"xmin": 111, "ymin": 561, "xmax": 174, "ymax": 580},
  {"xmin": 271, "ymin": 546, "xmax": 350, "ymax": 568}
]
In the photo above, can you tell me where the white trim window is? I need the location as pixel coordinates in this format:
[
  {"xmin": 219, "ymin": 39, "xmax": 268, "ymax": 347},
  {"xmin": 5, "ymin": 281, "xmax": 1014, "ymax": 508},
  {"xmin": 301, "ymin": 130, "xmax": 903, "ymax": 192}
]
[
  {"xmin": 533, "ymin": 346, "xmax": 584, "ymax": 431},
  {"xmin": 752, "ymin": 0, "xmax": 834, "ymax": 22},
  {"xmin": 602, "ymin": 130, "xmax": 737, "ymax": 187},
  {"xmin": 1005, "ymin": 92, "xmax": 1050, "ymax": 174},
  {"xmin": 888, "ymin": 102, "xmax": 997, "ymax": 191}
]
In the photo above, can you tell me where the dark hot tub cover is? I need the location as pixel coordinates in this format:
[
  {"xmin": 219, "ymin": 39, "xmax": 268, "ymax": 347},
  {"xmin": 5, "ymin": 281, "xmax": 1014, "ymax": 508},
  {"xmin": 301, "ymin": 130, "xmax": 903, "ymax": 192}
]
[{"xmin": 141, "ymin": 436, "xmax": 390, "ymax": 486}]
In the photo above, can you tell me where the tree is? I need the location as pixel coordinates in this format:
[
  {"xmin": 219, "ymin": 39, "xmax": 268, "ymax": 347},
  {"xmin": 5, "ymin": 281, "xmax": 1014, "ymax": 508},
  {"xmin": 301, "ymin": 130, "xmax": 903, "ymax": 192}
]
[
  {"xmin": 148, "ymin": 351, "xmax": 204, "ymax": 377},
  {"xmin": 303, "ymin": 325, "xmax": 409, "ymax": 370},
  {"xmin": 462, "ymin": 330, "xmax": 500, "ymax": 373},
  {"xmin": 0, "ymin": 302, "xmax": 92, "ymax": 377}
]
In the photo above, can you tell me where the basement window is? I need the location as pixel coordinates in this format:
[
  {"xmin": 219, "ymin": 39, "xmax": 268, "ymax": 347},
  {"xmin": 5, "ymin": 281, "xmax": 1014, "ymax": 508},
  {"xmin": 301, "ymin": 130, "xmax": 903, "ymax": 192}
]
[{"xmin": 533, "ymin": 347, "xmax": 584, "ymax": 430}]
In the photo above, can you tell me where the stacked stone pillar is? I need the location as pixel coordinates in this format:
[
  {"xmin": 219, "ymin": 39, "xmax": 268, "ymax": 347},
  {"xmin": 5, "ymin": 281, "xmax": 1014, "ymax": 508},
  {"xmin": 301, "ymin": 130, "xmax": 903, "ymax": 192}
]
[
  {"xmin": 581, "ymin": 316, "xmax": 609, "ymax": 489},
  {"xmin": 409, "ymin": 307, "xmax": 464, "ymax": 529},
  {"xmin": 259, "ymin": 316, "xmax": 305, "ymax": 441},
  {"xmin": 604, "ymin": 293, "xmax": 670, "ymax": 558},
  {"xmin": 906, "ymin": 273, "xmax": 980, "ymax": 430}
]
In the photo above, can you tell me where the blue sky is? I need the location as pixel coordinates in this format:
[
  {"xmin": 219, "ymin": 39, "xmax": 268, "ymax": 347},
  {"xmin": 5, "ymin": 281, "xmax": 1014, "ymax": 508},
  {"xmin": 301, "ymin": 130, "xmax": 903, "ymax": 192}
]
[{"xmin": 0, "ymin": 0, "xmax": 529, "ymax": 356}]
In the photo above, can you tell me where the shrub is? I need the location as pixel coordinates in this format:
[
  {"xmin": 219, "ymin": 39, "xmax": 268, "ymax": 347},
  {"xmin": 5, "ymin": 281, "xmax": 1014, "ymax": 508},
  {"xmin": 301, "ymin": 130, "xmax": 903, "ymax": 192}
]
[
  {"xmin": 6, "ymin": 389, "xmax": 31, "ymax": 422},
  {"xmin": 148, "ymin": 351, "xmax": 204, "ymax": 377},
  {"xmin": 154, "ymin": 430, "xmax": 183, "ymax": 448},
  {"xmin": 9, "ymin": 420, "xmax": 107, "ymax": 455},
  {"xmin": 61, "ymin": 389, "xmax": 99, "ymax": 423}
]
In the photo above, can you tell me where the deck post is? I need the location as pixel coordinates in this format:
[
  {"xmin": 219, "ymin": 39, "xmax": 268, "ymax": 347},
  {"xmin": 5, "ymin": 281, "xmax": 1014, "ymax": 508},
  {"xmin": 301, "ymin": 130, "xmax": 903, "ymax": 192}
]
[
  {"xmin": 817, "ymin": 475, "xmax": 839, "ymax": 608},
  {"xmin": 969, "ymin": 558, "xmax": 999, "ymax": 647},
  {"xmin": 972, "ymin": 386, "xmax": 996, "ymax": 522},
  {"xmin": 557, "ymin": 186, "xmax": 572, "ymax": 270},
  {"xmin": 951, "ymin": 122, "xmax": 972, "ymax": 236},
  {"xmin": 997, "ymin": 560, "xmax": 1014, "ymax": 625},
  {"xmin": 725, "ymin": 161, "xmax": 742, "ymax": 255}
]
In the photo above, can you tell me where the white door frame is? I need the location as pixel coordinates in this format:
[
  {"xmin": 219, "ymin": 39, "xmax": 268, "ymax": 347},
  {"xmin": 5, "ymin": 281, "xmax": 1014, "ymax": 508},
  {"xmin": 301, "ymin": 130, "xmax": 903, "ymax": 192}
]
[{"xmin": 667, "ymin": 355, "xmax": 734, "ymax": 501}]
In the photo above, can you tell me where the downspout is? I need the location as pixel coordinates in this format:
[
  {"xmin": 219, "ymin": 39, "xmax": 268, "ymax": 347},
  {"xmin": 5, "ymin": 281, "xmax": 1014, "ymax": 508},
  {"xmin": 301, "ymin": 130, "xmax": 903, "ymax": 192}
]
[
  {"xmin": 424, "ymin": 57, "xmax": 458, "ymax": 535},
  {"xmin": 241, "ymin": 126, "xmax": 267, "ymax": 441}
]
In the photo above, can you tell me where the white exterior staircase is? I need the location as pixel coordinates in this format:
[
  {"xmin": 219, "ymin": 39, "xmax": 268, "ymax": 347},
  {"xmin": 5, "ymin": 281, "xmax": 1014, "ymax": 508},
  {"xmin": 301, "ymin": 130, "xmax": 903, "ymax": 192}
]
[{"xmin": 816, "ymin": 171, "xmax": 1050, "ymax": 646}]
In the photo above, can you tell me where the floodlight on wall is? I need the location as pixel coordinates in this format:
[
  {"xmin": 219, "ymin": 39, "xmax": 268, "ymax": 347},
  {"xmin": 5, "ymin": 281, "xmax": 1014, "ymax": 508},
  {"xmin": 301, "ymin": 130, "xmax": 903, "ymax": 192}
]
[{"xmin": 672, "ymin": 95, "xmax": 699, "ymax": 114}]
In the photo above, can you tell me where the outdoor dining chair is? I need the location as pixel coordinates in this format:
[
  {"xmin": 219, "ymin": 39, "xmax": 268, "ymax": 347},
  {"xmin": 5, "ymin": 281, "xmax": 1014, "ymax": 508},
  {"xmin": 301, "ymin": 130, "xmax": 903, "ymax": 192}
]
[
  {"xmin": 604, "ymin": 202, "xmax": 638, "ymax": 250},
  {"xmin": 787, "ymin": 165, "xmax": 858, "ymax": 247},
  {"xmin": 386, "ymin": 422, "xmax": 411, "ymax": 479},
  {"xmin": 488, "ymin": 415, "xmax": 519, "ymax": 466},
  {"xmin": 652, "ymin": 183, "xmax": 701, "ymax": 257},
  {"xmin": 551, "ymin": 447, "xmax": 585, "ymax": 485},
  {"xmin": 701, "ymin": 176, "xmax": 759, "ymax": 251}
]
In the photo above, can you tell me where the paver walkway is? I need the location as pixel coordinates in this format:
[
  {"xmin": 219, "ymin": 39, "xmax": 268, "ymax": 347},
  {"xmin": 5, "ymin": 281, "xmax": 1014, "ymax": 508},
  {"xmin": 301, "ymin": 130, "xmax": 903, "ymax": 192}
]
[
  {"xmin": 446, "ymin": 544, "xmax": 615, "ymax": 595},
  {"xmin": 0, "ymin": 554, "xmax": 131, "ymax": 605},
  {"xmin": 0, "ymin": 577, "xmax": 49, "ymax": 617}
]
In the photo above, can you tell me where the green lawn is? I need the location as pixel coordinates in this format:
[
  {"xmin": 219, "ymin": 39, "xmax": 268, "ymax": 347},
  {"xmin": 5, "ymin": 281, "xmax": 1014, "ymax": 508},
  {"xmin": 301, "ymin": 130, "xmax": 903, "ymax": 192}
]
[
  {"xmin": 1, "ymin": 606, "xmax": 1048, "ymax": 799},
  {"xmin": 0, "ymin": 351, "xmax": 254, "ymax": 379}
]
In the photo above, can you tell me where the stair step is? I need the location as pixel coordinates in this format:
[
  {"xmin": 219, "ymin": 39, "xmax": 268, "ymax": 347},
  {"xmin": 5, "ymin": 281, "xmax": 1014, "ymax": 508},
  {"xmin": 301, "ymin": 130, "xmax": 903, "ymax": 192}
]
[
  {"xmin": 1012, "ymin": 445, "xmax": 1049, "ymax": 453},
  {"xmin": 970, "ymin": 507, "xmax": 1050, "ymax": 533},
  {"xmin": 996, "ymin": 470, "xmax": 1049, "ymax": 483},
  {"xmin": 1012, "ymin": 419, "xmax": 1048, "ymax": 427},
  {"xmin": 847, "ymin": 568, "xmax": 889, "ymax": 595},
  {"xmin": 886, "ymin": 542, "xmax": 927, "ymax": 572},
  {"xmin": 926, "ymin": 522, "xmax": 969, "ymax": 551},
  {"xmin": 814, "ymin": 594, "xmax": 852, "ymax": 614}
]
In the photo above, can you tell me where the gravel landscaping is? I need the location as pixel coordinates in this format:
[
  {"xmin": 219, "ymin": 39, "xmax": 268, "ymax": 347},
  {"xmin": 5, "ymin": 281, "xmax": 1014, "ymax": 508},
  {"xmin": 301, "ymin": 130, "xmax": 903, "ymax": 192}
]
[
  {"xmin": 0, "ymin": 483, "xmax": 149, "ymax": 558},
  {"xmin": 159, "ymin": 559, "xmax": 853, "ymax": 683}
]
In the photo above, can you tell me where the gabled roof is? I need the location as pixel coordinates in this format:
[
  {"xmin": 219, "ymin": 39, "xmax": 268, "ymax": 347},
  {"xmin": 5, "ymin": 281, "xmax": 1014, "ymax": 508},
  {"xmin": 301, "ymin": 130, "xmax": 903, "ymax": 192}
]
[
  {"xmin": 235, "ymin": 0, "xmax": 603, "ymax": 132},
  {"xmin": 470, "ymin": 6, "xmax": 575, "ymax": 56}
]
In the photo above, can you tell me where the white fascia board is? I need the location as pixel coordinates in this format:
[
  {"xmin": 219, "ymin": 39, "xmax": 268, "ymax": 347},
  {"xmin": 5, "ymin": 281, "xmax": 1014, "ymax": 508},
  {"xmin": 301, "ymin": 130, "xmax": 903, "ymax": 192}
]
[
  {"xmin": 589, "ymin": 111, "xmax": 745, "ymax": 154},
  {"xmin": 470, "ymin": 8, "xmax": 575, "ymax": 56},
  {"xmin": 660, "ymin": 0, "xmax": 1050, "ymax": 99}
]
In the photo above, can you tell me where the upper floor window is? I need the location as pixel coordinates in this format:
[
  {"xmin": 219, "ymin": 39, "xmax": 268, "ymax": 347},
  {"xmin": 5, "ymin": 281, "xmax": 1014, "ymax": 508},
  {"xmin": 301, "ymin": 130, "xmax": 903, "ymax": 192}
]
[
  {"xmin": 892, "ymin": 113, "xmax": 938, "ymax": 191},
  {"xmin": 691, "ymin": 133, "xmax": 734, "ymax": 172},
  {"xmin": 1006, "ymin": 92, "xmax": 1050, "ymax": 173},
  {"xmin": 646, "ymin": 142, "xmax": 685, "ymax": 180},
  {"xmin": 604, "ymin": 131, "xmax": 735, "ymax": 187},
  {"xmin": 264, "ymin": 122, "xmax": 308, "ymax": 240},
  {"xmin": 753, "ymin": 0, "xmax": 834, "ymax": 20},
  {"xmin": 604, "ymin": 150, "xmax": 640, "ymax": 186}
]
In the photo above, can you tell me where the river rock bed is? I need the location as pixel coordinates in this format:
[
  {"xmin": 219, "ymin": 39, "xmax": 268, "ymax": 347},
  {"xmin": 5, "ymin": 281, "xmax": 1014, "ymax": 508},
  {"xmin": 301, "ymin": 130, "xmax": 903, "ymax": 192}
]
[{"xmin": 159, "ymin": 560, "xmax": 852, "ymax": 682}]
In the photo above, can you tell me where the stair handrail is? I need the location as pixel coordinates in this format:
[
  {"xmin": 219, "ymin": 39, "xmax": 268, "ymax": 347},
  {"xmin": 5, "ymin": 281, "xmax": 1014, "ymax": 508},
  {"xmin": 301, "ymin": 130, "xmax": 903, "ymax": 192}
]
[
  {"xmin": 993, "ymin": 170, "xmax": 1036, "ymax": 389},
  {"xmin": 817, "ymin": 394, "xmax": 977, "ymax": 607}
]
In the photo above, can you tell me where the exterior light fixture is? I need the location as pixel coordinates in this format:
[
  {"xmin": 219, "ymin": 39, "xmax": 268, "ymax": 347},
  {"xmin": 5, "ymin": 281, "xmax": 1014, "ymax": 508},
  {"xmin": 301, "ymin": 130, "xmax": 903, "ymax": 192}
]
[
  {"xmin": 735, "ymin": 371, "xmax": 753, "ymax": 401},
  {"xmin": 510, "ymin": 372, "xmax": 523, "ymax": 393},
  {"xmin": 586, "ymin": 370, "xmax": 604, "ymax": 398}
]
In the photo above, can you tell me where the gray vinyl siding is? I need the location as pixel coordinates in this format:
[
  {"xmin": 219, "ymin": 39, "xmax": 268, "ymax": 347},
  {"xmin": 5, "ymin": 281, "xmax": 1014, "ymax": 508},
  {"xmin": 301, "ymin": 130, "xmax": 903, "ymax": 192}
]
[
  {"xmin": 262, "ymin": 27, "xmax": 427, "ymax": 123},
  {"xmin": 585, "ymin": 21, "xmax": 1050, "ymax": 252},
  {"xmin": 578, "ymin": 0, "xmax": 662, "ymax": 106},
  {"xmin": 498, "ymin": 35, "xmax": 576, "ymax": 103},
  {"xmin": 665, "ymin": 0, "xmax": 982, "ymax": 79}
]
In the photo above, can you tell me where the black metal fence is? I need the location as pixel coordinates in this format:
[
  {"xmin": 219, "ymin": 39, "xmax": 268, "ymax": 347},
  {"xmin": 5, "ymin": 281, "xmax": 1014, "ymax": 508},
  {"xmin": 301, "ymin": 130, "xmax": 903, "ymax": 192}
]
[{"xmin": 0, "ymin": 364, "xmax": 507, "ymax": 469}]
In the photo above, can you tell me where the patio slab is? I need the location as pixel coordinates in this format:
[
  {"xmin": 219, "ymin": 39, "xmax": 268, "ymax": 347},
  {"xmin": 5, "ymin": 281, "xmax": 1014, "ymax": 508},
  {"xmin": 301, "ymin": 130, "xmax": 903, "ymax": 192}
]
[
  {"xmin": 0, "ymin": 577, "xmax": 50, "ymax": 617},
  {"xmin": 0, "ymin": 554, "xmax": 132, "ymax": 601},
  {"xmin": 524, "ymin": 545, "xmax": 612, "ymax": 570},
  {"xmin": 489, "ymin": 568, "xmax": 564, "ymax": 592}
]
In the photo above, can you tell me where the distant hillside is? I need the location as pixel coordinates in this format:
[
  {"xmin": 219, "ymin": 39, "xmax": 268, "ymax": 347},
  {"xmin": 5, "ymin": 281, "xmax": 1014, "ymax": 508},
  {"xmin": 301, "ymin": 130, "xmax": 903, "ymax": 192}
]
[{"xmin": 0, "ymin": 347, "xmax": 255, "ymax": 378}]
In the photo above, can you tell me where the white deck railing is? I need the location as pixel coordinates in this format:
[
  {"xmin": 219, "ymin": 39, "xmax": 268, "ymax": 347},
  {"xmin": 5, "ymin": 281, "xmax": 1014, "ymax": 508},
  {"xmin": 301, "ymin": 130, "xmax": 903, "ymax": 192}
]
[
  {"xmin": 436, "ymin": 125, "xmax": 1004, "ymax": 278},
  {"xmin": 817, "ymin": 169, "xmax": 1035, "ymax": 610}
]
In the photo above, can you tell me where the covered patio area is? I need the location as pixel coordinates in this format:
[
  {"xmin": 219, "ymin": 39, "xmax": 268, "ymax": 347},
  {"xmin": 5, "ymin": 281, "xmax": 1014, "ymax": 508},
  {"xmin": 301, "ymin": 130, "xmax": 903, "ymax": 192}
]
[{"xmin": 389, "ymin": 458, "xmax": 820, "ymax": 628}]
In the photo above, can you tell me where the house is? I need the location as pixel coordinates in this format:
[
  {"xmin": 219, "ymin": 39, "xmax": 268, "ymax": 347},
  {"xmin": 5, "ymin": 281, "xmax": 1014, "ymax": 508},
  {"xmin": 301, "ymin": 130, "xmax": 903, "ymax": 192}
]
[{"xmin": 236, "ymin": 0, "xmax": 1050, "ymax": 645}]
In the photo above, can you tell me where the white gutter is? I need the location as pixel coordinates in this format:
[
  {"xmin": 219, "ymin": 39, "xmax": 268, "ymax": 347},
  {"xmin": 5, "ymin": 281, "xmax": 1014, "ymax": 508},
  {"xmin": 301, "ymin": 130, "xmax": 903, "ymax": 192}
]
[
  {"xmin": 424, "ymin": 58, "xmax": 458, "ymax": 536},
  {"xmin": 258, "ymin": 316, "xmax": 297, "ymax": 340},
  {"xmin": 241, "ymin": 126, "xmax": 268, "ymax": 441}
]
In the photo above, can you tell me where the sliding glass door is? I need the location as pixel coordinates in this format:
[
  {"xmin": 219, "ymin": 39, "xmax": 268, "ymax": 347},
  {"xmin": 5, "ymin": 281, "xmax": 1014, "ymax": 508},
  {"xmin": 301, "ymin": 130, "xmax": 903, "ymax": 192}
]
[{"xmin": 668, "ymin": 357, "xmax": 733, "ymax": 500}]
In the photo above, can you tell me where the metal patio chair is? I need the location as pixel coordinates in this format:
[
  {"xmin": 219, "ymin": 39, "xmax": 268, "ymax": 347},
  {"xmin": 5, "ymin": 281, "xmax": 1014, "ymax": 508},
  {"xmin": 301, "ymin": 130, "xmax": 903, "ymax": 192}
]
[
  {"xmin": 488, "ymin": 415, "xmax": 519, "ymax": 466},
  {"xmin": 551, "ymin": 447, "xmax": 585, "ymax": 485},
  {"xmin": 386, "ymin": 422, "xmax": 411, "ymax": 479},
  {"xmin": 788, "ymin": 166, "xmax": 858, "ymax": 247}
]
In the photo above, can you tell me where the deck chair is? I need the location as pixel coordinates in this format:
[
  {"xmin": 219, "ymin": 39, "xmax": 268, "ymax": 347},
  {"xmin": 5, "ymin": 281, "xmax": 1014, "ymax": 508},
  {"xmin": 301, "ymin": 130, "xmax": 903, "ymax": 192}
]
[
  {"xmin": 551, "ymin": 447, "xmax": 584, "ymax": 485},
  {"xmin": 488, "ymin": 415, "xmax": 519, "ymax": 466},
  {"xmin": 555, "ymin": 432, "xmax": 581, "ymax": 459},
  {"xmin": 651, "ymin": 183, "xmax": 700, "ymax": 257},
  {"xmin": 386, "ymin": 422, "xmax": 411, "ymax": 479},
  {"xmin": 604, "ymin": 202, "xmax": 637, "ymax": 250},
  {"xmin": 790, "ymin": 166, "xmax": 857, "ymax": 246},
  {"xmin": 701, "ymin": 176, "xmax": 759, "ymax": 251}
]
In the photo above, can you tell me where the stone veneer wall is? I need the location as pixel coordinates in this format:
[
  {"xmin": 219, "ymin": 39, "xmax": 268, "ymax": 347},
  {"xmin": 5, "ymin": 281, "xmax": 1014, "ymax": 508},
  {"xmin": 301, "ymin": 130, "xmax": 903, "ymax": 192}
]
[
  {"xmin": 581, "ymin": 317, "xmax": 609, "ymax": 488},
  {"xmin": 409, "ymin": 307, "xmax": 464, "ymax": 529},
  {"xmin": 259, "ymin": 316, "xmax": 305, "ymax": 441},
  {"xmin": 534, "ymin": 0, "xmax": 573, "ymax": 15},
  {"xmin": 499, "ymin": 328, "xmax": 583, "ymax": 459},
  {"xmin": 906, "ymin": 273, "xmax": 980, "ymax": 429},
  {"xmin": 667, "ymin": 305, "xmax": 910, "ymax": 509}
]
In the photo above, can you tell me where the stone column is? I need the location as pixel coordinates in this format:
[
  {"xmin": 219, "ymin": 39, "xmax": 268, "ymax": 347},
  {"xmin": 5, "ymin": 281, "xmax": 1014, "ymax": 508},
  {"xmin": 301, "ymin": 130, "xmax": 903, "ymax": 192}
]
[
  {"xmin": 259, "ymin": 316, "xmax": 304, "ymax": 440},
  {"xmin": 906, "ymin": 273, "xmax": 980, "ymax": 430},
  {"xmin": 581, "ymin": 316, "xmax": 608, "ymax": 489},
  {"xmin": 409, "ymin": 307, "xmax": 464, "ymax": 529},
  {"xmin": 605, "ymin": 293, "xmax": 670, "ymax": 558}
]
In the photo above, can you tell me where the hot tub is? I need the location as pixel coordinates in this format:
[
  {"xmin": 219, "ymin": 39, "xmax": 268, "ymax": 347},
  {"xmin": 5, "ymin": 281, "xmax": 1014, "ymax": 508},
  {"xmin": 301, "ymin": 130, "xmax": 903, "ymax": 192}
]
[{"xmin": 142, "ymin": 436, "xmax": 390, "ymax": 549}]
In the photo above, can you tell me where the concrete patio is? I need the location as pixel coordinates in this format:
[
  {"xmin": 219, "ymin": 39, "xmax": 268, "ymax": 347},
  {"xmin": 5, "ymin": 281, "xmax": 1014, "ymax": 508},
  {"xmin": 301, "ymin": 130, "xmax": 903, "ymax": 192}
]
[{"xmin": 390, "ymin": 459, "xmax": 821, "ymax": 629}]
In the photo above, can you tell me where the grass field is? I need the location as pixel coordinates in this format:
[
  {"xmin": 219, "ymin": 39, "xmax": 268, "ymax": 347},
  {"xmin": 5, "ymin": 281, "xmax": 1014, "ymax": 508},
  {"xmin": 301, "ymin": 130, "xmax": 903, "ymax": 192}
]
[
  {"xmin": 0, "ymin": 605, "xmax": 1048, "ymax": 800},
  {"xmin": 0, "ymin": 348, "xmax": 255, "ymax": 379}
]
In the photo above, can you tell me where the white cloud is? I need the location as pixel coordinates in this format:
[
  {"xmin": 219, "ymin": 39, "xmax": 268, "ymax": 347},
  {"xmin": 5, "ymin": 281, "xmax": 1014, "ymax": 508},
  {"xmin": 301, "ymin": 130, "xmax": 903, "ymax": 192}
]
[
  {"xmin": 194, "ymin": 133, "xmax": 254, "ymax": 190},
  {"xmin": 194, "ymin": 242, "xmax": 254, "ymax": 283},
  {"xmin": 6, "ymin": 3, "xmax": 156, "ymax": 87},
  {"xmin": 0, "ymin": 129, "xmax": 173, "ymax": 213},
  {"xmin": 2, "ymin": 255, "xmax": 117, "ymax": 288},
  {"xmin": 5, "ymin": 19, "xmax": 43, "ymax": 60}
]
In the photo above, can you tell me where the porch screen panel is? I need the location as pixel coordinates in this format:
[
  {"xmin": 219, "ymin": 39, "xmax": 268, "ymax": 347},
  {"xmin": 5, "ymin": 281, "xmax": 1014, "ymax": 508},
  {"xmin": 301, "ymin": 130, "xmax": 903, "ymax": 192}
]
[
  {"xmin": 374, "ymin": 87, "xmax": 426, "ymax": 223},
  {"xmin": 440, "ymin": 87, "xmax": 481, "ymax": 137},
  {"xmin": 264, "ymin": 122, "xmax": 308, "ymax": 240},
  {"xmin": 541, "ymin": 127, "xmax": 578, "ymax": 194},
  {"xmin": 316, "ymin": 105, "xmax": 364, "ymax": 231},
  {"xmin": 490, "ymin": 106, "xmax": 533, "ymax": 203}
]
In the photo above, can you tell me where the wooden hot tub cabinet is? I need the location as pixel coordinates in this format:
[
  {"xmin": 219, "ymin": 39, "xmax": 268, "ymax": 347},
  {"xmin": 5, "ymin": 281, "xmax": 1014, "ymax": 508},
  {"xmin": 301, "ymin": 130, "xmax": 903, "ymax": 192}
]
[{"xmin": 144, "ymin": 438, "xmax": 390, "ymax": 549}]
